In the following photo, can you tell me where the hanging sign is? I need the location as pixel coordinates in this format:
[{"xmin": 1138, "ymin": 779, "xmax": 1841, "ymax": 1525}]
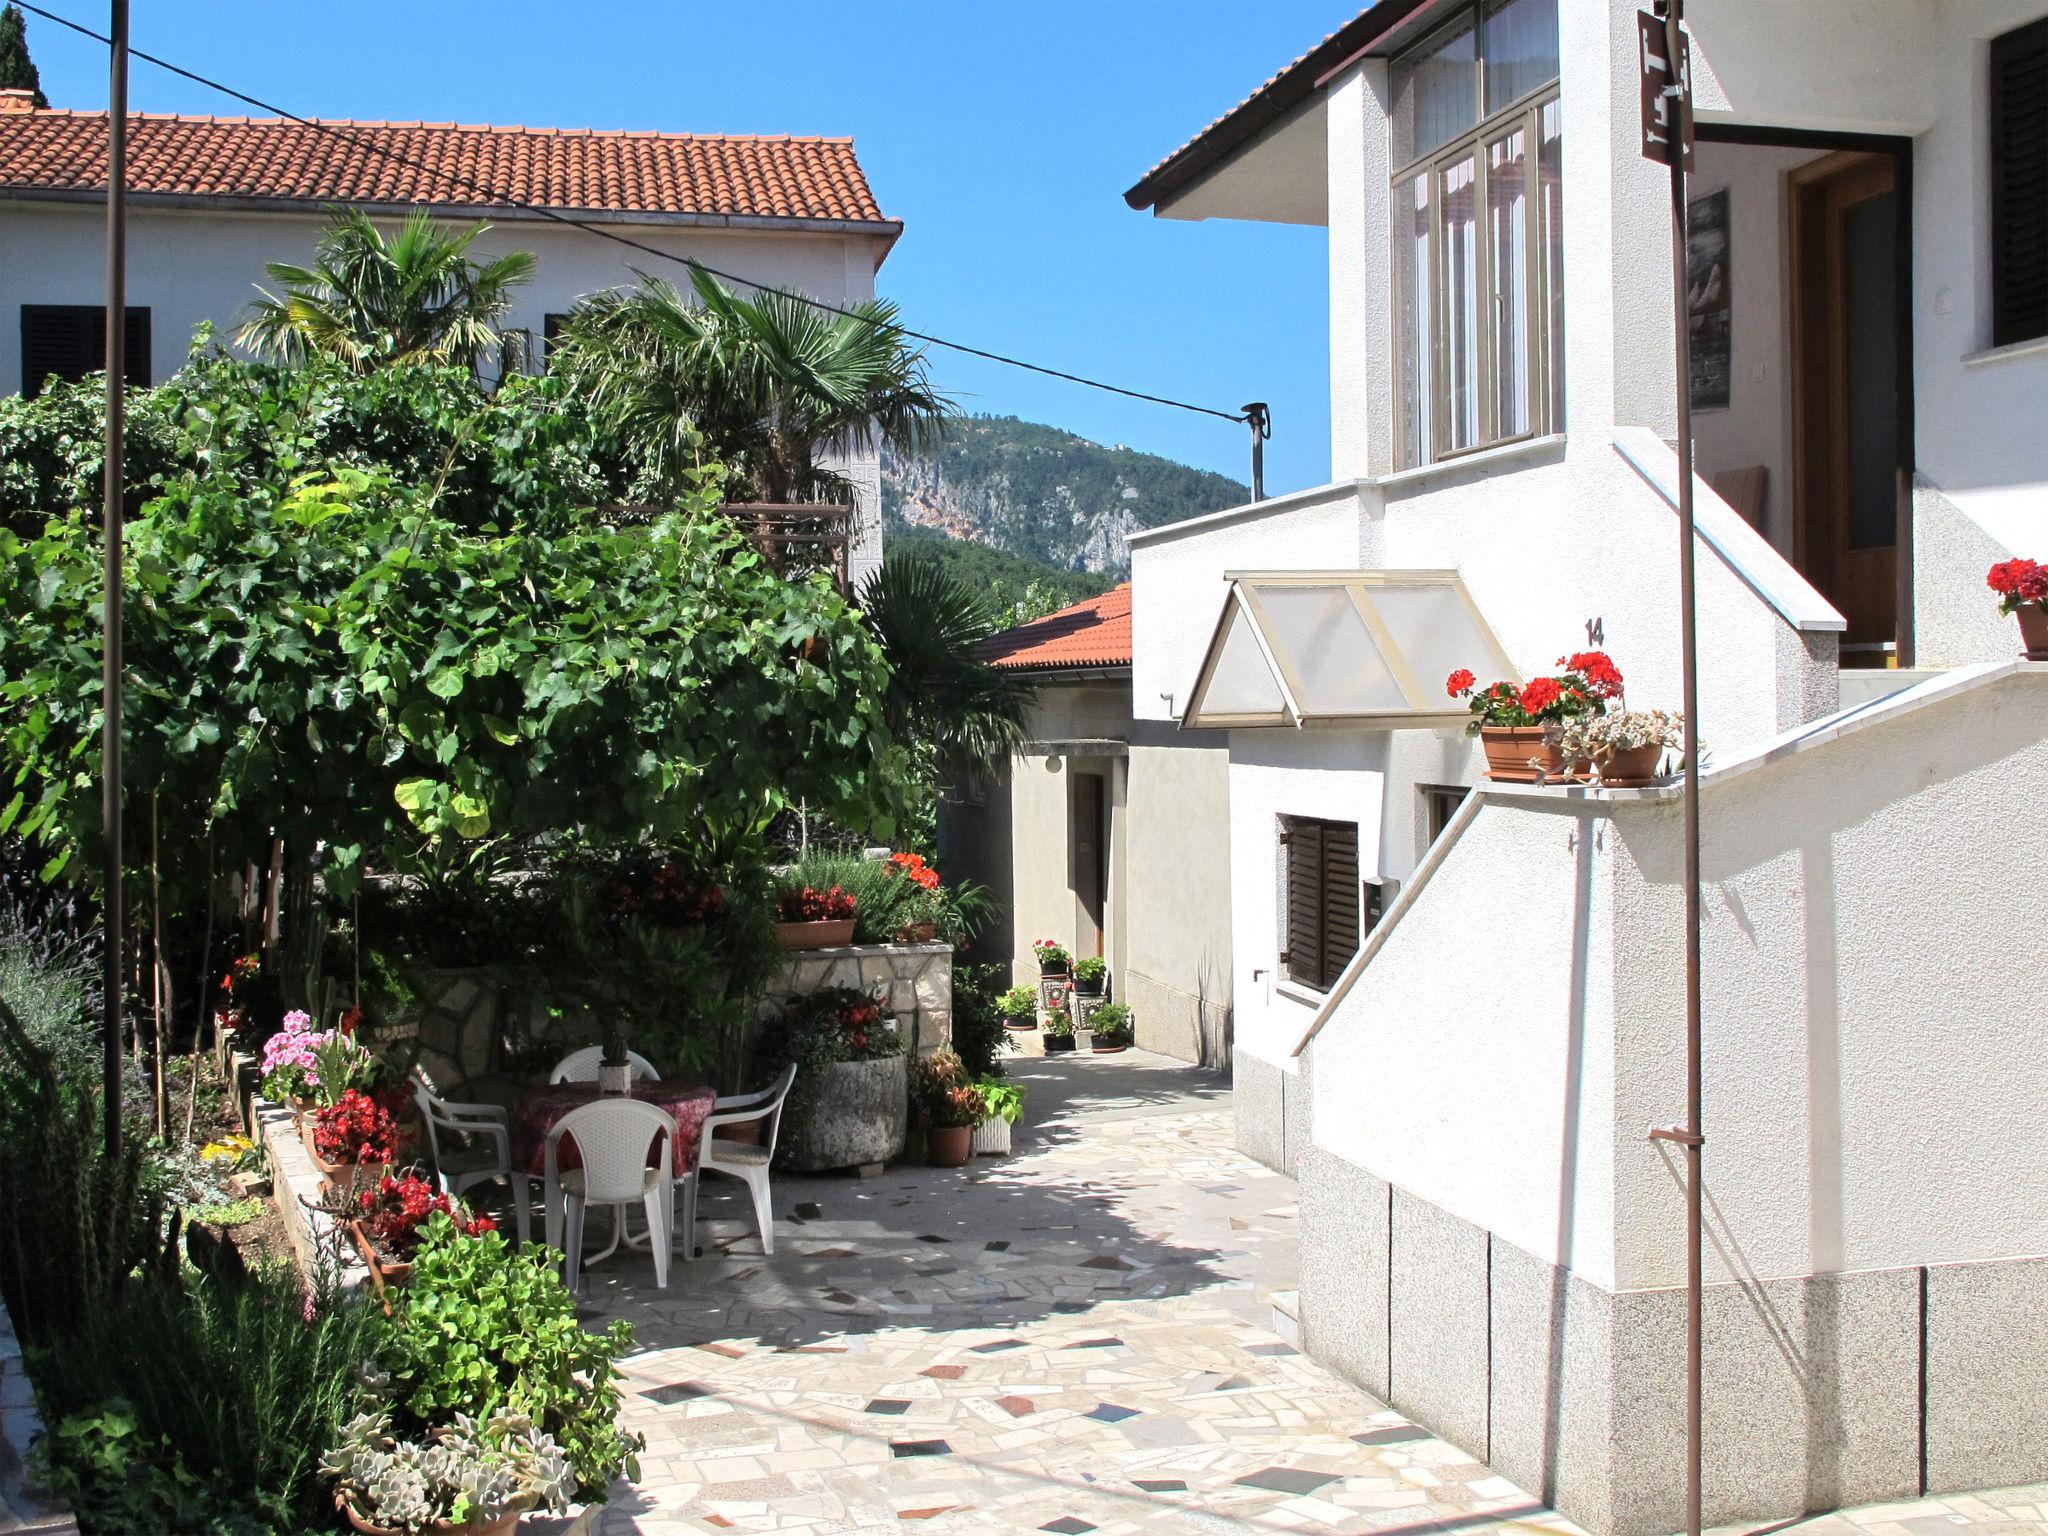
[{"xmin": 1638, "ymin": 9, "xmax": 1694, "ymax": 169}]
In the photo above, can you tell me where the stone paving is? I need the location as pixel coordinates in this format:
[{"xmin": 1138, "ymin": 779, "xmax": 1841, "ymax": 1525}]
[{"xmin": 538, "ymin": 1050, "xmax": 2048, "ymax": 1536}]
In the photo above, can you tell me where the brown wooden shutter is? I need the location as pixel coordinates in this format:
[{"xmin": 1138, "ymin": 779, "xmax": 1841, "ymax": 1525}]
[
  {"xmin": 1992, "ymin": 18, "xmax": 2048, "ymax": 348},
  {"xmin": 1318, "ymin": 821, "xmax": 1361, "ymax": 989},
  {"xmin": 1281, "ymin": 818, "xmax": 1323, "ymax": 988}
]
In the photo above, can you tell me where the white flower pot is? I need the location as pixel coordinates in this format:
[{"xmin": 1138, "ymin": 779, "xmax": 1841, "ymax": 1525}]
[
  {"xmin": 971, "ymin": 1115, "xmax": 1012, "ymax": 1156},
  {"xmin": 598, "ymin": 1061, "xmax": 632, "ymax": 1096}
]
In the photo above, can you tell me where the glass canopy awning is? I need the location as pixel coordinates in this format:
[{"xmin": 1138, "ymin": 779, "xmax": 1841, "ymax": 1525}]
[{"xmin": 1180, "ymin": 571, "xmax": 1518, "ymax": 730}]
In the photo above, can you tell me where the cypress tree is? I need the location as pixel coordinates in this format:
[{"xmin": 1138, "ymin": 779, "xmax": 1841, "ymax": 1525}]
[{"xmin": 0, "ymin": 4, "xmax": 48, "ymax": 110}]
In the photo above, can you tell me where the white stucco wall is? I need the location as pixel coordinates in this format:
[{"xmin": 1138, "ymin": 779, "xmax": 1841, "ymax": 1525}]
[
  {"xmin": 1307, "ymin": 665, "xmax": 2048, "ymax": 1292},
  {"xmin": 0, "ymin": 199, "xmax": 893, "ymax": 580}
]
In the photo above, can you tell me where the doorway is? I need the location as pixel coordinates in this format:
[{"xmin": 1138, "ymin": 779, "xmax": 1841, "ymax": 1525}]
[
  {"xmin": 1071, "ymin": 771, "xmax": 1108, "ymax": 960},
  {"xmin": 1789, "ymin": 150, "xmax": 1906, "ymax": 665}
]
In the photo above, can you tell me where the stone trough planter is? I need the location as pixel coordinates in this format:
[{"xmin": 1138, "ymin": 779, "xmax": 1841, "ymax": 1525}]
[{"xmin": 775, "ymin": 1055, "xmax": 907, "ymax": 1172}]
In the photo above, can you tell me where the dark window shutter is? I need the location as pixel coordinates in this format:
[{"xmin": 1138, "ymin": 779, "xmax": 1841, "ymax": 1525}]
[
  {"xmin": 1281, "ymin": 819, "xmax": 1323, "ymax": 989},
  {"xmin": 1319, "ymin": 823, "xmax": 1362, "ymax": 989},
  {"xmin": 20, "ymin": 305, "xmax": 150, "ymax": 396},
  {"xmin": 1992, "ymin": 18, "xmax": 2048, "ymax": 348},
  {"xmin": 542, "ymin": 312, "xmax": 569, "ymax": 360}
]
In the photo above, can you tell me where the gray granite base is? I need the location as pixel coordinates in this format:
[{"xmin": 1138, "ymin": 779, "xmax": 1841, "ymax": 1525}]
[
  {"xmin": 1295, "ymin": 1145, "xmax": 1390, "ymax": 1397},
  {"xmin": 1291, "ymin": 1169, "xmax": 2030, "ymax": 1536},
  {"xmin": 1389, "ymin": 1187, "xmax": 1492, "ymax": 1457},
  {"xmin": 1233, "ymin": 1053, "xmax": 1286, "ymax": 1173},
  {"xmin": 1925, "ymin": 1252, "xmax": 2048, "ymax": 1493}
]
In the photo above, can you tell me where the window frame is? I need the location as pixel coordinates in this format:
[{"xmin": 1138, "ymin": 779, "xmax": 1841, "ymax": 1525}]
[
  {"xmin": 1390, "ymin": 2, "xmax": 1562, "ymax": 469},
  {"xmin": 19, "ymin": 304, "xmax": 150, "ymax": 398}
]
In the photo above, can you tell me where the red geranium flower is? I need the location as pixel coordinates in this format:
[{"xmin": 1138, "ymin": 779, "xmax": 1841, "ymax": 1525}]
[
  {"xmin": 1446, "ymin": 668, "xmax": 1476, "ymax": 697},
  {"xmin": 1559, "ymin": 650, "xmax": 1624, "ymax": 700},
  {"xmin": 1518, "ymin": 677, "xmax": 1564, "ymax": 716},
  {"xmin": 1989, "ymin": 558, "xmax": 2048, "ymax": 610}
]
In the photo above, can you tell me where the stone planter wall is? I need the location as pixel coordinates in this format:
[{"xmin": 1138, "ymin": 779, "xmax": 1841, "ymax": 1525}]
[
  {"xmin": 762, "ymin": 942, "xmax": 952, "ymax": 1058},
  {"xmin": 776, "ymin": 1054, "xmax": 908, "ymax": 1172}
]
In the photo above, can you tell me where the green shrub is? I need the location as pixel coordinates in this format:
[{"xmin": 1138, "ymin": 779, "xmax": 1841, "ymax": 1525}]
[
  {"xmin": 31, "ymin": 1267, "xmax": 385, "ymax": 1534},
  {"xmin": 379, "ymin": 1215, "xmax": 641, "ymax": 1500},
  {"xmin": 0, "ymin": 900, "xmax": 99, "ymax": 1090},
  {"xmin": 950, "ymin": 962, "xmax": 1014, "ymax": 1079},
  {"xmin": 1071, "ymin": 955, "xmax": 1108, "ymax": 985},
  {"xmin": 1086, "ymin": 1003, "xmax": 1133, "ymax": 1043}
]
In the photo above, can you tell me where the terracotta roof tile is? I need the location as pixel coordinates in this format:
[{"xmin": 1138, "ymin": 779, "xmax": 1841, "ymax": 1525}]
[
  {"xmin": 0, "ymin": 111, "xmax": 894, "ymax": 227},
  {"xmin": 981, "ymin": 584, "xmax": 1132, "ymax": 672}
]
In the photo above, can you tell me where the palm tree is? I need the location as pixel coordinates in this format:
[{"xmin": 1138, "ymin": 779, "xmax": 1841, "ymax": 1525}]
[
  {"xmin": 551, "ymin": 266, "xmax": 952, "ymax": 503},
  {"xmin": 859, "ymin": 549, "xmax": 1032, "ymax": 779},
  {"xmin": 236, "ymin": 207, "xmax": 535, "ymax": 374}
]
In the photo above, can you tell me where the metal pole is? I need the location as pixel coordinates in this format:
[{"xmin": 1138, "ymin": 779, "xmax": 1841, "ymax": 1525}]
[
  {"xmin": 1242, "ymin": 402, "xmax": 1270, "ymax": 502},
  {"xmin": 1660, "ymin": 3, "xmax": 1705, "ymax": 1533},
  {"xmin": 100, "ymin": 0, "xmax": 129, "ymax": 1162}
]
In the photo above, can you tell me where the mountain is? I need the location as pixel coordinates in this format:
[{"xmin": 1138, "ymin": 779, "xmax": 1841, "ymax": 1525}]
[
  {"xmin": 886, "ymin": 526, "xmax": 1115, "ymax": 628},
  {"xmin": 881, "ymin": 414, "xmax": 1249, "ymax": 578}
]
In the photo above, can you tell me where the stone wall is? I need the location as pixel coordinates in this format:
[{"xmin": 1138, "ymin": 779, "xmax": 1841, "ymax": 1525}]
[
  {"xmin": 762, "ymin": 942, "xmax": 953, "ymax": 1059},
  {"xmin": 388, "ymin": 946, "xmax": 954, "ymax": 1088}
]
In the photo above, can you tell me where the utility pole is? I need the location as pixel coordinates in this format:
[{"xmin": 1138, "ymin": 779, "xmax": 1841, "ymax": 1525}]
[
  {"xmin": 1639, "ymin": 4, "xmax": 1703, "ymax": 1532},
  {"xmin": 100, "ymin": 0, "xmax": 128, "ymax": 1161},
  {"xmin": 1242, "ymin": 402, "xmax": 1270, "ymax": 502}
]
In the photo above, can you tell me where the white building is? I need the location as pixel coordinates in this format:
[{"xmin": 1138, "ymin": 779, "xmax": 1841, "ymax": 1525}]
[
  {"xmin": 1122, "ymin": 2, "xmax": 2048, "ymax": 1531},
  {"xmin": 0, "ymin": 93, "xmax": 902, "ymax": 582}
]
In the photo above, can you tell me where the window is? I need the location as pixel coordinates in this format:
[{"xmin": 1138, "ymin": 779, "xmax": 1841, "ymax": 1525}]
[
  {"xmin": 1423, "ymin": 785, "xmax": 1470, "ymax": 847},
  {"xmin": 1991, "ymin": 17, "xmax": 2048, "ymax": 348},
  {"xmin": 1391, "ymin": 0, "xmax": 1563, "ymax": 467},
  {"xmin": 542, "ymin": 312, "xmax": 571, "ymax": 359},
  {"xmin": 20, "ymin": 305, "xmax": 149, "ymax": 398},
  {"xmin": 1280, "ymin": 816, "xmax": 1380, "ymax": 992}
]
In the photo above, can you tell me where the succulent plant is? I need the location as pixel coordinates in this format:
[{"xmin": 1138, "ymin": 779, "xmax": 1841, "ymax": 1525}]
[{"xmin": 323, "ymin": 1407, "xmax": 574, "ymax": 1531}]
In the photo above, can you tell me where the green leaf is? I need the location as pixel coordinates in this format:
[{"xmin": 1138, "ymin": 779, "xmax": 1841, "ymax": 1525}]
[
  {"xmin": 425, "ymin": 667, "xmax": 465, "ymax": 699},
  {"xmin": 0, "ymin": 792, "xmax": 21, "ymax": 835},
  {"xmin": 482, "ymin": 714, "xmax": 519, "ymax": 746},
  {"xmin": 448, "ymin": 792, "xmax": 491, "ymax": 837},
  {"xmin": 39, "ymin": 849, "xmax": 68, "ymax": 883},
  {"xmin": 393, "ymin": 777, "xmax": 435, "ymax": 813}
]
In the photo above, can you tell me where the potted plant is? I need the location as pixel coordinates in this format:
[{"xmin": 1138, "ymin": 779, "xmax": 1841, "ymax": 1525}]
[
  {"xmin": 308, "ymin": 1088, "xmax": 402, "ymax": 1182},
  {"xmin": 998, "ymin": 985, "xmax": 1039, "ymax": 1033},
  {"xmin": 1071, "ymin": 955, "xmax": 1108, "ymax": 998},
  {"xmin": 1041, "ymin": 1010, "xmax": 1075, "ymax": 1055},
  {"xmin": 886, "ymin": 851, "xmax": 942, "ymax": 942},
  {"xmin": 346, "ymin": 1169, "xmax": 497, "ymax": 1299},
  {"xmin": 325, "ymin": 1407, "xmax": 573, "ymax": 1536},
  {"xmin": 309, "ymin": 1023, "xmax": 377, "ymax": 1107},
  {"xmin": 774, "ymin": 884, "xmax": 857, "ymax": 949},
  {"xmin": 1447, "ymin": 651, "xmax": 1621, "ymax": 782},
  {"xmin": 1086, "ymin": 1003, "xmax": 1134, "ymax": 1053},
  {"xmin": 1551, "ymin": 709, "xmax": 1687, "ymax": 787},
  {"xmin": 258, "ymin": 1008, "xmax": 328, "ymax": 1120},
  {"xmin": 1988, "ymin": 557, "xmax": 2048, "ymax": 659},
  {"xmin": 1032, "ymin": 938, "xmax": 1071, "ymax": 978},
  {"xmin": 329, "ymin": 1213, "xmax": 641, "ymax": 1524},
  {"xmin": 760, "ymin": 987, "xmax": 907, "ymax": 1172},
  {"xmin": 971, "ymin": 1076, "xmax": 1025, "ymax": 1155},
  {"xmin": 911, "ymin": 1049, "xmax": 986, "ymax": 1168}
]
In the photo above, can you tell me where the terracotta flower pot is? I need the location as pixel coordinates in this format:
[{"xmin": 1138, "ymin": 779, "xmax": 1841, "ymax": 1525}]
[
  {"xmin": 1478, "ymin": 725, "xmax": 1566, "ymax": 783},
  {"xmin": 894, "ymin": 921, "xmax": 938, "ymax": 944},
  {"xmin": 775, "ymin": 918, "xmax": 856, "ymax": 950},
  {"xmin": 1588, "ymin": 743, "xmax": 1666, "ymax": 787},
  {"xmin": 2018, "ymin": 605, "xmax": 2048, "ymax": 660},
  {"xmin": 926, "ymin": 1125, "xmax": 974, "ymax": 1167},
  {"xmin": 337, "ymin": 1490, "xmax": 526, "ymax": 1536},
  {"xmin": 348, "ymin": 1219, "xmax": 413, "ymax": 1304},
  {"xmin": 301, "ymin": 1119, "xmax": 353, "ymax": 1179},
  {"xmin": 1001, "ymin": 1016, "xmax": 1036, "ymax": 1032}
]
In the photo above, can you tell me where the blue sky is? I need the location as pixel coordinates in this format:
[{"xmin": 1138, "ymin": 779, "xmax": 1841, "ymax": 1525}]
[{"xmin": 23, "ymin": 0, "xmax": 1339, "ymax": 492}]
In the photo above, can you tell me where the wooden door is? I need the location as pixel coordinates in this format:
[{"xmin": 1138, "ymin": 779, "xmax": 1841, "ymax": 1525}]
[
  {"xmin": 1072, "ymin": 773, "xmax": 1106, "ymax": 960},
  {"xmin": 1792, "ymin": 152, "xmax": 1902, "ymax": 662}
]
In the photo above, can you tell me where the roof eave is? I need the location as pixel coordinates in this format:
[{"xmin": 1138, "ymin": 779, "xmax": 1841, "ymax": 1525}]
[
  {"xmin": 1123, "ymin": 0, "xmax": 1443, "ymax": 212},
  {"xmin": 988, "ymin": 661, "xmax": 1133, "ymax": 680},
  {"xmin": 0, "ymin": 185, "xmax": 903, "ymax": 242}
]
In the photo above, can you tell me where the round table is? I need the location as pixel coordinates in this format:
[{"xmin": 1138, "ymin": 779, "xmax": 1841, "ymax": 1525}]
[{"xmin": 512, "ymin": 1081, "xmax": 717, "ymax": 1179}]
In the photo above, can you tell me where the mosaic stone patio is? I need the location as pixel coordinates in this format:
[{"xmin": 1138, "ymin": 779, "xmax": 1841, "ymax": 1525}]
[{"xmin": 532, "ymin": 1050, "xmax": 2048, "ymax": 1536}]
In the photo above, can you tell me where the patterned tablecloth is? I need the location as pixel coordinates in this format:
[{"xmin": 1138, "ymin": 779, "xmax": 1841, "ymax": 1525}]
[{"xmin": 512, "ymin": 1082, "xmax": 716, "ymax": 1178}]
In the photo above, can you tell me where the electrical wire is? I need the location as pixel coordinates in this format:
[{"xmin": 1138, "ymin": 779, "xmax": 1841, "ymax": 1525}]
[{"xmin": 14, "ymin": 0, "xmax": 1253, "ymax": 425}]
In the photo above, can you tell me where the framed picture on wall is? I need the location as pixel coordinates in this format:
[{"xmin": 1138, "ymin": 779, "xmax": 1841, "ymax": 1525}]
[{"xmin": 1686, "ymin": 189, "xmax": 1732, "ymax": 411}]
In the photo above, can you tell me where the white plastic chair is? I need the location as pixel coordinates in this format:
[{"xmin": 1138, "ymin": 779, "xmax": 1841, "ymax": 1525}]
[
  {"xmin": 690, "ymin": 1064, "xmax": 797, "ymax": 1257},
  {"xmin": 548, "ymin": 1045, "xmax": 661, "ymax": 1085},
  {"xmin": 410, "ymin": 1069, "xmax": 532, "ymax": 1247},
  {"xmin": 544, "ymin": 1097, "xmax": 676, "ymax": 1291}
]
